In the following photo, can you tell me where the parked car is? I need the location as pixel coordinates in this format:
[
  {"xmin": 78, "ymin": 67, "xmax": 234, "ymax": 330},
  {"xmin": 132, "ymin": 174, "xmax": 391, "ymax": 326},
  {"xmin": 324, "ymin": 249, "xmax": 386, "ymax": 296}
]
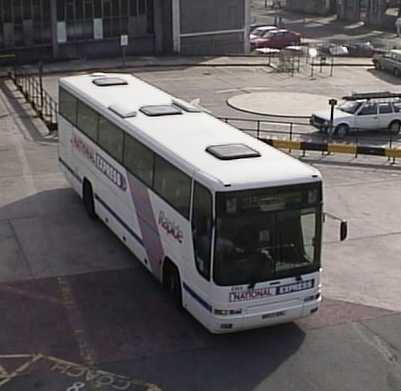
[
  {"xmin": 310, "ymin": 92, "xmax": 401, "ymax": 137},
  {"xmin": 251, "ymin": 29, "xmax": 301, "ymax": 50},
  {"xmin": 373, "ymin": 49, "xmax": 401, "ymax": 77},
  {"xmin": 249, "ymin": 25, "xmax": 278, "ymax": 41},
  {"xmin": 317, "ymin": 42, "xmax": 349, "ymax": 57},
  {"xmin": 317, "ymin": 41, "xmax": 377, "ymax": 58},
  {"xmin": 346, "ymin": 41, "xmax": 376, "ymax": 57}
]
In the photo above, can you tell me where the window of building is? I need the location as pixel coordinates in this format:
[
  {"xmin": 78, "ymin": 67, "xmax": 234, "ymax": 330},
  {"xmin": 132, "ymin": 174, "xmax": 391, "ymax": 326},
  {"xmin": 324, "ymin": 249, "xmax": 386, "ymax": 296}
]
[
  {"xmin": 129, "ymin": 0, "xmax": 137, "ymax": 16},
  {"xmin": 75, "ymin": 0, "xmax": 84, "ymax": 20},
  {"xmin": 3, "ymin": 1, "xmax": 12, "ymax": 22},
  {"xmin": 98, "ymin": 117, "xmax": 124, "ymax": 162},
  {"xmin": 138, "ymin": 0, "xmax": 145, "ymax": 14},
  {"xmin": 154, "ymin": 156, "xmax": 191, "ymax": 218},
  {"xmin": 146, "ymin": 0, "xmax": 153, "ymax": 34},
  {"xmin": 84, "ymin": 0, "xmax": 93, "ymax": 18},
  {"xmin": 77, "ymin": 101, "xmax": 99, "ymax": 141},
  {"xmin": 111, "ymin": 0, "xmax": 120, "ymax": 17},
  {"xmin": 13, "ymin": 0, "xmax": 23, "ymax": 22},
  {"xmin": 192, "ymin": 182, "xmax": 213, "ymax": 279},
  {"xmin": 66, "ymin": 0, "xmax": 74, "ymax": 20},
  {"xmin": 123, "ymin": 135, "xmax": 154, "ymax": 186},
  {"xmin": 57, "ymin": 0, "xmax": 65, "ymax": 21},
  {"xmin": 121, "ymin": 0, "xmax": 128, "ymax": 15},
  {"xmin": 59, "ymin": 87, "xmax": 78, "ymax": 125},
  {"xmin": 94, "ymin": 0, "xmax": 102, "ymax": 17}
]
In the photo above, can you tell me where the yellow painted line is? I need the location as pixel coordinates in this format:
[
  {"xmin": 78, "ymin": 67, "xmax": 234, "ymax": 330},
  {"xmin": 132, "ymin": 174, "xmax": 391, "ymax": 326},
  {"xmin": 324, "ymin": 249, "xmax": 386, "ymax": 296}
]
[
  {"xmin": 0, "ymin": 353, "xmax": 161, "ymax": 390},
  {"xmin": 0, "ymin": 354, "xmax": 33, "ymax": 359},
  {"xmin": 0, "ymin": 54, "xmax": 16, "ymax": 59},
  {"xmin": 385, "ymin": 148, "xmax": 401, "ymax": 158},
  {"xmin": 0, "ymin": 365, "xmax": 8, "ymax": 377},
  {"xmin": 0, "ymin": 354, "xmax": 42, "ymax": 388},
  {"xmin": 327, "ymin": 144, "xmax": 357, "ymax": 154},
  {"xmin": 272, "ymin": 140, "xmax": 302, "ymax": 150}
]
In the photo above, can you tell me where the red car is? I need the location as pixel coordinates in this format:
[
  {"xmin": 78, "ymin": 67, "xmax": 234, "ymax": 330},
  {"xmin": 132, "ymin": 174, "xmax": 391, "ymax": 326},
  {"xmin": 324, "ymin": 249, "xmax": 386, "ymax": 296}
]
[{"xmin": 251, "ymin": 29, "xmax": 301, "ymax": 50}]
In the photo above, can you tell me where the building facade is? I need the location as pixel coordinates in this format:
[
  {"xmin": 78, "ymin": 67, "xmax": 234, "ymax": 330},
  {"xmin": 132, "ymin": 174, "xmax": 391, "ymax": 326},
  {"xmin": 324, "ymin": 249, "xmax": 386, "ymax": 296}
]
[
  {"xmin": 337, "ymin": 0, "xmax": 390, "ymax": 26},
  {"xmin": 285, "ymin": 0, "xmax": 393, "ymax": 27},
  {"xmin": 286, "ymin": 0, "xmax": 336, "ymax": 15},
  {"xmin": 0, "ymin": 0, "xmax": 248, "ymax": 63}
]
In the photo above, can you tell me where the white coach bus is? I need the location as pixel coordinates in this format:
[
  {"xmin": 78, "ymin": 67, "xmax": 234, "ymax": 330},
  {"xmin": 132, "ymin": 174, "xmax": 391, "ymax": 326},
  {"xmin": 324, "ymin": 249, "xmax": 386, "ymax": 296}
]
[{"xmin": 58, "ymin": 73, "xmax": 337, "ymax": 333}]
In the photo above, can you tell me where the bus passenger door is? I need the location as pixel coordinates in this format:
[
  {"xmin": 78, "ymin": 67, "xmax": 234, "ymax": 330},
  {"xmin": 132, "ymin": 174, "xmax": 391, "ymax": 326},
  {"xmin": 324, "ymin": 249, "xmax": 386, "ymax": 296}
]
[{"xmin": 184, "ymin": 182, "xmax": 214, "ymax": 323}]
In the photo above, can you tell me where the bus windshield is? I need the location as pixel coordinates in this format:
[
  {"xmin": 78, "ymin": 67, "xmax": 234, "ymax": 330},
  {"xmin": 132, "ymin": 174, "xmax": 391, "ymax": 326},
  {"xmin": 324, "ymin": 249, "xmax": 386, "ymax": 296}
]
[{"xmin": 213, "ymin": 184, "xmax": 322, "ymax": 286}]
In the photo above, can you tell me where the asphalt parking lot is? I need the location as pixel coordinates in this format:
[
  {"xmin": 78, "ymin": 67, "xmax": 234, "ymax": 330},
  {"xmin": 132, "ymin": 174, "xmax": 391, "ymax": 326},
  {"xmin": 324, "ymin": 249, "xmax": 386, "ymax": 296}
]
[{"xmin": 1, "ymin": 64, "xmax": 401, "ymax": 391}]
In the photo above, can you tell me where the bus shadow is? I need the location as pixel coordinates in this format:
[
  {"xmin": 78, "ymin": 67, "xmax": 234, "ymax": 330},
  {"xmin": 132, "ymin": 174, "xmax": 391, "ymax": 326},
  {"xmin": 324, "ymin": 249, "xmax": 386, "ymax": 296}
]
[{"xmin": 0, "ymin": 187, "xmax": 305, "ymax": 391}]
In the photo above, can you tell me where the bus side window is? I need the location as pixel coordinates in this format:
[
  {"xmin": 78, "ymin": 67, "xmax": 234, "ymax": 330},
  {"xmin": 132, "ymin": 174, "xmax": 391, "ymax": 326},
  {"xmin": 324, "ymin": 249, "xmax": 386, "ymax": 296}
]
[
  {"xmin": 98, "ymin": 117, "xmax": 124, "ymax": 163},
  {"xmin": 192, "ymin": 183, "xmax": 212, "ymax": 280},
  {"xmin": 123, "ymin": 135, "xmax": 154, "ymax": 186},
  {"xmin": 77, "ymin": 101, "xmax": 99, "ymax": 141},
  {"xmin": 153, "ymin": 156, "xmax": 191, "ymax": 219},
  {"xmin": 59, "ymin": 87, "xmax": 77, "ymax": 125}
]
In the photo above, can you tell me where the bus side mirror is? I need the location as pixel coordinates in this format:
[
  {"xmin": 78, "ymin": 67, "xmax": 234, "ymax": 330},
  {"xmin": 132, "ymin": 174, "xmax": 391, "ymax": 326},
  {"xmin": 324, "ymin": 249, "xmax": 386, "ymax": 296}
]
[{"xmin": 340, "ymin": 221, "xmax": 348, "ymax": 241}]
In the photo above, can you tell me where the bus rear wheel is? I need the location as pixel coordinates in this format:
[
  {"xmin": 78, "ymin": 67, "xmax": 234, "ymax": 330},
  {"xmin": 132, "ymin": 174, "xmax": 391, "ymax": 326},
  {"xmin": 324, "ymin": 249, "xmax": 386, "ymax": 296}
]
[
  {"xmin": 163, "ymin": 261, "xmax": 182, "ymax": 308},
  {"xmin": 83, "ymin": 179, "xmax": 96, "ymax": 219}
]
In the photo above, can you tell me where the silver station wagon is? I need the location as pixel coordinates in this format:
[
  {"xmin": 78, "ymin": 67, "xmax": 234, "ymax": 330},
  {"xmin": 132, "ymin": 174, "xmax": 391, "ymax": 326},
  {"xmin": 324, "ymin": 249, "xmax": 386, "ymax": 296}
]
[
  {"xmin": 373, "ymin": 49, "xmax": 401, "ymax": 77},
  {"xmin": 310, "ymin": 92, "xmax": 401, "ymax": 137}
]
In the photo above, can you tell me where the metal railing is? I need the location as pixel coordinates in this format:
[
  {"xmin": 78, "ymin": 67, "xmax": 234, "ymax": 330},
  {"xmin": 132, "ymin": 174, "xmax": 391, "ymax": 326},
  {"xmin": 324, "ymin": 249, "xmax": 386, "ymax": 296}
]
[
  {"xmin": 219, "ymin": 116, "xmax": 401, "ymax": 162},
  {"xmin": 9, "ymin": 64, "xmax": 58, "ymax": 132}
]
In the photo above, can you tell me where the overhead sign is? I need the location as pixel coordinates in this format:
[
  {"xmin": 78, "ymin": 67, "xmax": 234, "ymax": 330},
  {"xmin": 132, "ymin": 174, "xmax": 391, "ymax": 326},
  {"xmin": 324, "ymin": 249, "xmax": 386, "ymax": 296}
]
[
  {"xmin": 57, "ymin": 21, "xmax": 67, "ymax": 44},
  {"xmin": 120, "ymin": 34, "xmax": 128, "ymax": 47},
  {"xmin": 93, "ymin": 18, "xmax": 103, "ymax": 40}
]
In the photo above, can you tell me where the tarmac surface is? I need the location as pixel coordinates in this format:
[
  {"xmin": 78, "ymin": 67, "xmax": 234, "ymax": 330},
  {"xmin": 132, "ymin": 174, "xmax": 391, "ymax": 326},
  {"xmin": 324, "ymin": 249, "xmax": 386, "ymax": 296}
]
[{"xmin": 1, "ymin": 58, "xmax": 401, "ymax": 391}]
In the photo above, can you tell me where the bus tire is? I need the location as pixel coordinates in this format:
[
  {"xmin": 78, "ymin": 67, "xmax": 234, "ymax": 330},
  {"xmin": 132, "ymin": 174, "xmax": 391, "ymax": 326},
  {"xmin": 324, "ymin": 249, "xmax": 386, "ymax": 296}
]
[
  {"xmin": 83, "ymin": 179, "xmax": 96, "ymax": 219},
  {"xmin": 163, "ymin": 260, "xmax": 182, "ymax": 308}
]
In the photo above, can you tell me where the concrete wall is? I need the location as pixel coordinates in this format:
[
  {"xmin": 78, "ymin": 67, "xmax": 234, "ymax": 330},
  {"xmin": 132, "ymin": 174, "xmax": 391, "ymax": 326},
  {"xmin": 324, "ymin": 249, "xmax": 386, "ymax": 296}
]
[
  {"xmin": 180, "ymin": 32, "xmax": 245, "ymax": 55},
  {"xmin": 56, "ymin": 37, "xmax": 155, "ymax": 60},
  {"xmin": 180, "ymin": 0, "xmax": 244, "ymax": 34},
  {"xmin": 286, "ymin": 0, "xmax": 332, "ymax": 15},
  {"xmin": 179, "ymin": 0, "xmax": 246, "ymax": 54}
]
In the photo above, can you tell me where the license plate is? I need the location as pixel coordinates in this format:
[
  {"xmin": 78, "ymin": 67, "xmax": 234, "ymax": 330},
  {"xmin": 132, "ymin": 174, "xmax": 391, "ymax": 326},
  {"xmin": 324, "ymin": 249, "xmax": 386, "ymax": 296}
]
[{"xmin": 262, "ymin": 311, "xmax": 286, "ymax": 319}]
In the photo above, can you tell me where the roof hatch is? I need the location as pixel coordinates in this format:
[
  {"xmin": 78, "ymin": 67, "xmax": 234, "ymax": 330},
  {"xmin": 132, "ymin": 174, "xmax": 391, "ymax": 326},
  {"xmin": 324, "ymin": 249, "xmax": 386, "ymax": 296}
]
[
  {"xmin": 93, "ymin": 77, "xmax": 128, "ymax": 87},
  {"xmin": 109, "ymin": 104, "xmax": 137, "ymax": 118},
  {"xmin": 140, "ymin": 105, "xmax": 182, "ymax": 116},
  {"xmin": 206, "ymin": 143, "xmax": 261, "ymax": 160}
]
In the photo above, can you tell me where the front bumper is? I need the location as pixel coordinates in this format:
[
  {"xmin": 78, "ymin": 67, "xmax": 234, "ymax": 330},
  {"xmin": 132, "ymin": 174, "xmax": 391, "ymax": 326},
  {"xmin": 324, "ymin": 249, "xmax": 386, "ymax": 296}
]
[
  {"xmin": 207, "ymin": 296, "xmax": 321, "ymax": 334},
  {"xmin": 310, "ymin": 117, "xmax": 330, "ymax": 132}
]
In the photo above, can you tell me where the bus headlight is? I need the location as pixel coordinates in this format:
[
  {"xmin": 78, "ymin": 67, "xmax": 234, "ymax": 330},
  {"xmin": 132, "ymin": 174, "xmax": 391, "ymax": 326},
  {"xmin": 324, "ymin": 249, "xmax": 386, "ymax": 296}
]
[
  {"xmin": 304, "ymin": 293, "xmax": 321, "ymax": 302},
  {"xmin": 214, "ymin": 309, "xmax": 242, "ymax": 316}
]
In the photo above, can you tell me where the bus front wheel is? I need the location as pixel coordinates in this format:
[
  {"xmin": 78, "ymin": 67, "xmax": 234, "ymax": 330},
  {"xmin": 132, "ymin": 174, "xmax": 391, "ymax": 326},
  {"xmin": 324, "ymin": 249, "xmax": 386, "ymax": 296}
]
[
  {"xmin": 163, "ymin": 261, "xmax": 182, "ymax": 308},
  {"xmin": 83, "ymin": 179, "xmax": 96, "ymax": 219}
]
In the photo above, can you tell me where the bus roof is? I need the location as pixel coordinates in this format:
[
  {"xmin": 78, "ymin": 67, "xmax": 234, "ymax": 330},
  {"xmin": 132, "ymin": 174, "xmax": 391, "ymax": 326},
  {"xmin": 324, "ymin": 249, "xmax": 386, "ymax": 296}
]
[{"xmin": 59, "ymin": 73, "xmax": 320, "ymax": 191}]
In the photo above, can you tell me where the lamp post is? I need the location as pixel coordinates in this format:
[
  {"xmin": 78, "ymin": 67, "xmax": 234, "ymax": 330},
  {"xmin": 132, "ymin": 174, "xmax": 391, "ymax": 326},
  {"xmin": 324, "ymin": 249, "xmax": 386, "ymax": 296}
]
[
  {"xmin": 309, "ymin": 47, "xmax": 318, "ymax": 79},
  {"xmin": 329, "ymin": 98, "xmax": 338, "ymax": 136}
]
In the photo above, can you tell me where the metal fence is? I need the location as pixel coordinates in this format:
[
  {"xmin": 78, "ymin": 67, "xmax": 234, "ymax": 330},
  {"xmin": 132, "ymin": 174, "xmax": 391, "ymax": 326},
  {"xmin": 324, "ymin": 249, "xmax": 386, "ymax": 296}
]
[
  {"xmin": 9, "ymin": 64, "xmax": 58, "ymax": 132},
  {"xmin": 219, "ymin": 116, "xmax": 401, "ymax": 162}
]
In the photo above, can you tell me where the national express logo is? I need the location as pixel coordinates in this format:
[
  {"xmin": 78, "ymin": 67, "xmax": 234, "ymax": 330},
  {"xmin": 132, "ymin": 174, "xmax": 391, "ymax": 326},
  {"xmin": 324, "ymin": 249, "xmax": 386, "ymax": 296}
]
[
  {"xmin": 71, "ymin": 134, "xmax": 127, "ymax": 191},
  {"xmin": 158, "ymin": 211, "xmax": 183, "ymax": 243}
]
